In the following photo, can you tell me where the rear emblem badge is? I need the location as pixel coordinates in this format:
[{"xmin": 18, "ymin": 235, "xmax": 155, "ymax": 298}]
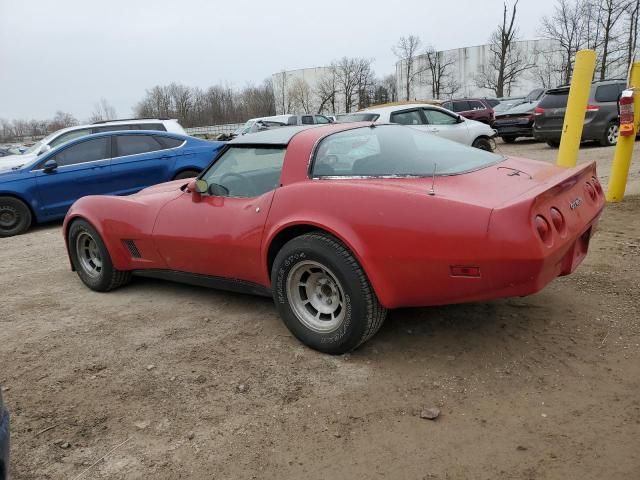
[{"xmin": 569, "ymin": 197, "xmax": 583, "ymax": 210}]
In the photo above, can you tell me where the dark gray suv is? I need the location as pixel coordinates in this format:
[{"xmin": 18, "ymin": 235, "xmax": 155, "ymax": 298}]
[{"xmin": 533, "ymin": 79, "xmax": 626, "ymax": 147}]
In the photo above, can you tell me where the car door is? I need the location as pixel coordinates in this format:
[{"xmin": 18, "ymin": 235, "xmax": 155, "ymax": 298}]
[
  {"xmin": 33, "ymin": 137, "xmax": 112, "ymax": 218},
  {"xmin": 110, "ymin": 134, "xmax": 178, "ymax": 195},
  {"xmin": 152, "ymin": 146, "xmax": 286, "ymax": 283},
  {"xmin": 389, "ymin": 108, "xmax": 426, "ymax": 129},
  {"xmin": 422, "ymin": 108, "xmax": 469, "ymax": 144}
]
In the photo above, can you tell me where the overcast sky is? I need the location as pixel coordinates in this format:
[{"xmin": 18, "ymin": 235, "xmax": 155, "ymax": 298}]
[{"xmin": 0, "ymin": 0, "xmax": 557, "ymax": 121}]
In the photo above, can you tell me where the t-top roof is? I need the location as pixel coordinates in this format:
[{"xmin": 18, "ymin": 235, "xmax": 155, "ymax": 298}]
[{"xmin": 229, "ymin": 125, "xmax": 320, "ymax": 145}]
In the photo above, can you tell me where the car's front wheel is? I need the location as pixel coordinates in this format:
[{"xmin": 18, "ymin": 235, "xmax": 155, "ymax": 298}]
[
  {"xmin": 272, "ymin": 232, "xmax": 387, "ymax": 354},
  {"xmin": 501, "ymin": 136, "xmax": 517, "ymax": 144},
  {"xmin": 0, "ymin": 196, "xmax": 32, "ymax": 237},
  {"xmin": 68, "ymin": 219, "xmax": 131, "ymax": 292},
  {"xmin": 472, "ymin": 137, "xmax": 493, "ymax": 151}
]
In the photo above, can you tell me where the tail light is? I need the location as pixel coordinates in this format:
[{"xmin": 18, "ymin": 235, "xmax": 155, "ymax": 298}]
[
  {"xmin": 550, "ymin": 207, "xmax": 567, "ymax": 236},
  {"xmin": 591, "ymin": 176, "xmax": 603, "ymax": 195},
  {"xmin": 534, "ymin": 107, "xmax": 545, "ymax": 116},
  {"xmin": 535, "ymin": 215, "xmax": 553, "ymax": 245},
  {"xmin": 585, "ymin": 182, "xmax": 597, "ymax": 201},
  {"xmin": 586, "ymin": 104, "xmax": 600, "ymax": 112}
]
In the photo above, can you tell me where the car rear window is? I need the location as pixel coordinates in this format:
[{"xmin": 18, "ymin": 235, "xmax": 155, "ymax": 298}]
[
  {"xmin": 336, "ymin": 113, "xmax": 380, "ymax": 123},
  {"xmin": 155, "ymin": 136, "xmax": 184, "ymax": 148},
  {"xmin": 595, "ymin": 83, "xmax": 624, "ymax": 103},
  {"xmin": 311, "ymin": 125, "xmax": 502, "ymax": 177},
  {"xmin": 539, "ymin": 91, "xmax": 569, "ymax": 108}
]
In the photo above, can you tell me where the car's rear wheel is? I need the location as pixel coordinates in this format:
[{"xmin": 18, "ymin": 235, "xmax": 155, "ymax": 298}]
[
  {"xmin": 546, "ymin": 139, "xmax": 560, "ymax": 148},
  {"xmin": 173, "ymin": 170, "xmax": 200, "ymax": 180},
  {"xmin": 68, "ymin": 219, "xmax": 131, "ymax": 292},
  {"xmin": 472, "ymin": 137, "xmax": 493, "ymax": 151},
  {"xmin": 0, "ymin": 196, "xmax": 32, "ymax": 237},
  {"xmin": 600, "ymin": 121, "xmax": 619, "ymax": 147},
  {"xmin": 271, "ymin": 232, "xmax": 387, "ymax": 354},
  {"xmin": 502, "ymin": 136, "xmax": 517, "ymax": 144}
]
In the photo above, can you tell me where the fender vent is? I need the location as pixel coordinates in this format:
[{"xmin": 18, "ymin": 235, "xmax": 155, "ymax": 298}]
[{"xmin": 123, "ymin": 239, "xmax": 142, "ymax": 258}]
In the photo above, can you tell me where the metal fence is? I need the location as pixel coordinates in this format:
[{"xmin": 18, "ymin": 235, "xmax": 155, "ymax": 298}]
[{"xmin": 185, "ymin": 123, "xmax": 244, "ymax": 137}]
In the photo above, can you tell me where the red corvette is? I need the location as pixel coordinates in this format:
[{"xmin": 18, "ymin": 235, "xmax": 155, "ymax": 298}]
[{"xmin": 63, "ymin": 123, "xmax": 605, "ymax": 354}]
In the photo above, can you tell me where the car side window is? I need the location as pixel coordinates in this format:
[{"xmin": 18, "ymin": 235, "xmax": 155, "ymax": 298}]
[
  {"xmin": 155, "ymin": 136, "xmax": 184, "ymax": 148},
  {"xmin": 442, "ymin": 102, "xmax": 453, "ymax": 110},
  {"xmin": 314, "ymin": 115, "xmax": 330, "ymax": 124},
  {"xmin": 52, "ymin": 138, "xmax": 110, "ymax": 167},
  {"xmin": 595, "ymin": 84, "xmax": 621, "ymax": 103},
  {"xmin": 469, "ymin": 101, "xmax": 485, "ymax": 110},
  {"xmin": 453, "ymin": 101, "xmax": 471, "ymax": 112},
  {"xmin": 49, "ymin": 129, "xmax": 92, "ymax": 148},
  {"xmin": 390, "ymin": 109, "xmax": 424, "ymax": 125},
  {"xmin": 423, "ymin": 109, "xmax": 458, "ymax": 125},
  {"xmin": 200, "ymin": 147, "xmax": 286, "ymax": 198},
  {"xmin": 115, "ymin": 135, "xmax": 165, "ymax": 157},
  {"xmin": 302, "ymin": 116, "xmax": 314, "ymax": 125}
]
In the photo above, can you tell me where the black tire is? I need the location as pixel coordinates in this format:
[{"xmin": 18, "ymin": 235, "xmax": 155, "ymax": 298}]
[
  {"xmin": 0, "ymin": 196, "xmax": 32, "ymax": 237},
  {"xmin": 67, "ymin": 219, "xmax": 131, "ymax": 292},
  {"xmin": 271, "ymin": 232, "xmax": 387, "ymax": 354},
  {"xmin": 600, "ymin": 121, "xmax": 619, "ymax": 147},
  {"xmin": 546, "ymin": 139, "xmax": 560, "ymax": 148},
  {"xmin": 472, "ymin": 137, "xmax": 493, "ymax": 151},
  {"xmin": 173, "ymin": 170, "xmax": 200, "ymax": 180},
  {"xmin": 501, "ymin": 136, "xmax": 517, "ymax": 144}
]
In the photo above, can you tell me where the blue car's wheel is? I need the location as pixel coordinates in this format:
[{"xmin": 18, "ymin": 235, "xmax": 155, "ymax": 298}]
[
  {"xmin": 173, "ymin": 170, "xmax": 200, "ymax": 180},
  {"xmin": 68, "ymin": 219, "xmax": 131, "ymax": 291},
  {"xmin": 0, "ymin": 196, "xmax": 31, "ymax": 237}
]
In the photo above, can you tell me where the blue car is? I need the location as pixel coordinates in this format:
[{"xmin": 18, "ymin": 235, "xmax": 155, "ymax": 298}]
[
  {"xmin": 0, "ymin": 389, "xmax": 8, "ymax": 480},
  {"xmin": 0, "ymin": 131, "xmax": 223, "ymax": 237}
]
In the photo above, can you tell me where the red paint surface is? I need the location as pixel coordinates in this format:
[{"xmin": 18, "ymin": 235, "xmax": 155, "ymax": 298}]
[{"xmin": 64, "ymin": 124, "xmax": 605, "ymax": 308}]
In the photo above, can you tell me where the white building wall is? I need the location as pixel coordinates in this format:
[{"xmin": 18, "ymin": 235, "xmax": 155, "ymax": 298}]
[
  {"xmin": 272, "ymin": 66, "xmax": 346, "ymax": 115},
  {"xmin": 397, "ymin": 39, "xmax": 565, "ymax": 101}
]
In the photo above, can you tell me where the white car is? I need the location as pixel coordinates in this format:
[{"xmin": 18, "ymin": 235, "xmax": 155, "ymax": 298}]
[
  {"xmin": 0, "ymin": 118, "xmax": 186, "ymax": 171},
  {"xmin": 358, "ymin": 104, "xmax": 497, "ymax": 151},
  {"xmin": 234, "ymin": 114, "xmax": 333, "ymax": 135}
]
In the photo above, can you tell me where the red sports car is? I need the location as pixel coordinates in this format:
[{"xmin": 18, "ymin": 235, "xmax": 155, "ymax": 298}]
[{"xmin": 63, "ymin": 123, "xmax": 605, "ymax": 354}]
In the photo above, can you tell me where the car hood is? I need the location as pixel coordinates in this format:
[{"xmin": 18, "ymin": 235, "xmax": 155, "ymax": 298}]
[
  {"xmin": 134, "ymin": 178, "xmax": 188, "ymax": 196},
  {"xmin": 0, "ymin": 153, "xmax": 37, "ymax": 172}
]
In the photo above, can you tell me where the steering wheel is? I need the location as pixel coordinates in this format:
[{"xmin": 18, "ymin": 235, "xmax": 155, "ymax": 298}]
[{"xmin": 218, "ymin": 172, "xmax": 258, "ymax": 197}]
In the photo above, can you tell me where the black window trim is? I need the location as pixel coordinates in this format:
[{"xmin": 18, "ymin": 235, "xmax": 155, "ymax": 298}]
[
  {"xmin": 32, "ymin": 136, "xmax": 112, "ymax": 171},
  {"xmin": 111, "ymin": 133, "xmax": 185, "ymax": 160}
]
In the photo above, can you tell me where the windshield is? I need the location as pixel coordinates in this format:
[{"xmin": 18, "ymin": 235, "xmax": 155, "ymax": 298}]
[
  {"xmin": 311, "ymin": 125, "xmax": 503, "ymax": 177},
  {"xmin": 233, "ymin": 120, "xmax": 256, "ymax": 136}
]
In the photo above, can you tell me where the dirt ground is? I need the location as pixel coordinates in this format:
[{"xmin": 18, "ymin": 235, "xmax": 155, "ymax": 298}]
[{"xmin": 1, "ymin": 140, "xmax": 639, "ymax": 480}]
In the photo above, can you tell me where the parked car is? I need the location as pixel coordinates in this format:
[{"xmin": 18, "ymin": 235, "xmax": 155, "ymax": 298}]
[
  {"xmin": 234, "ymin": 114, "xmax": 333, "ymax": 135},
  {"xmin": 533, "ymin": 79, "xmax": 626, "ymax": 147},
  {"xmin": 0, "ymin": 118, "xmax": 186, "ymax": 167},
  {"xmin": 63, "ymin": 123, "xmax": 604, "ymax": 354},
  {"xmin": 493, "ymin": 97, "xmax": 526, "ymax": 115},
  {"xmin": 493, "ymin": 100, "xmax": 541, "ymax": 143},
  {"xmin": 0, "ymin": 388, "xmax": 8, "ymax": 480},
  {"xmin": 0, "ymin": 131, "xmax": 223, "ymax": 237},
  {"xmin": 364, "ymin": 103, "xmax": 496, "ymax": 150},
  {"xmin": 441, "ymin": 98, "xmax": 495, "ymax": 124}
]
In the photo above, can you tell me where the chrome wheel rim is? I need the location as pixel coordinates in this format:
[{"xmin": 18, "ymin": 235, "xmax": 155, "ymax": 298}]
[
  {"xmin": 608, "ymin": 124, "xmax": 619, "ymax": 144},
  {"xmin": 0, "ymin": 206, "xmax": 18, "ymax": 230},
  {"xmin": 76, "ymin": 231, "xmax": 103, "ymax": 278},
  {"xmin": 286, "ymin": 260, "xmax": 346, "ymax": 334}
]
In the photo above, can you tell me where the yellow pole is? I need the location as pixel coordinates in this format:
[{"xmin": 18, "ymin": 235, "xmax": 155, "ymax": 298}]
[
  {"xmin": 557, "ymin": 50, "xmax": 597, "ymax": 168},
  {"xmin": 606, "ymin": 63, "xmax": 640, "ymax": 202}
]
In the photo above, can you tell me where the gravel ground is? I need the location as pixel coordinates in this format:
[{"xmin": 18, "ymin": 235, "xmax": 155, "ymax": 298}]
[{"xmin": 1, "ymin": 140, "xmax": 639, "ymax": 479}]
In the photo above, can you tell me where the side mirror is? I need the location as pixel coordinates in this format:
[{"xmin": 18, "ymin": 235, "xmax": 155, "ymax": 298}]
[
  {"xmin": 43, "ymin": 159, "xmax": 58, "ymax": 173},
  {"xmin": 187, "ymin": 179, "xmax": 208, "ymax": 193},
  {"xmin": 38, "ymin": 144, "xmax": 51, "ymax": 156},
  {"xmin": 457, "ymin": 115, "xmax": 464, "ymax": 123}
]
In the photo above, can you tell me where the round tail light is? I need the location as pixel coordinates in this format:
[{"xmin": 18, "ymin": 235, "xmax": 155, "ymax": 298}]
[
  {"xmin": 550, "ymin": 207, "xmax": 567, "ymax": 236},
  {"xmin": 585, "ymin": 182, "xmax": 597, "ymax": 201},
  {"xmin": 535, "ymin": 215, "xmax": 553, "ymax": 245}
]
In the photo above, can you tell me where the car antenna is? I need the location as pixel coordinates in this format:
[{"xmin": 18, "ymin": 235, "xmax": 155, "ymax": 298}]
[{"xmin": 428, "ymin": 163, "xmax": 437, "ymax": 196}]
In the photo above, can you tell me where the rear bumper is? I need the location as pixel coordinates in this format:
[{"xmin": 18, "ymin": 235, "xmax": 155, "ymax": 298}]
[
  {"xmin": 533, "ymin": 122, "xmax": 607, "ymax": 142},
  {"xmin": 0, "ymin": 408, "xmax": 8, "ymax": 480},
  {"xmin": 495, "ymin": 125, "xmax": 533, "ymax": 138}
]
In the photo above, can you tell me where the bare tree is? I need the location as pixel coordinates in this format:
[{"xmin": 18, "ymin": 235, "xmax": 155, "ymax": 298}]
[
  {"xmin": 167, "ymin": 83, "xmax": 193, "ymax": 124},
  {"xmin": 529, "ymin": 47, "xmax": 565, "ymax": 88},
  {"xmin": 89, "ymin": 98, "xmax": 117, "ymax": 123},
  {"xmin": 625, "ymin": 0, "xmax": 640, "ymax": 69},
  {"xmin": 288, "ymin": 77, "xmax": 314, "ymax": 113},
  {"xmin": 273, "ymin": 71, "xmax": 291, "ymax": 114},
  {"xmin": 316, "ymin": 67, "xmax": 338, "ymax": 114},
  {"xmin": 476, "ymin": 1, "xmax": 533, "ymax": 96},
  {"xmin": 393, "ymin": 35, "xmax": 425, "ymax": 100},
  {"xmin": 595, "ymin": 0, "xmax": 629, "ymax": 80},
  {"xmin": 424, "ymin": 46, "xmax": 460, "ymax": 99},
  {"xmin": 333, "ymin": 57, "xmax": 371, "ymax": 113},
  {"xmin": 382, "ymin": 74, "xmax": 398, "ymax": 103},
  {"xmin": 50, "ymin": 111, "xmax": 78, "ymax": 131}
]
